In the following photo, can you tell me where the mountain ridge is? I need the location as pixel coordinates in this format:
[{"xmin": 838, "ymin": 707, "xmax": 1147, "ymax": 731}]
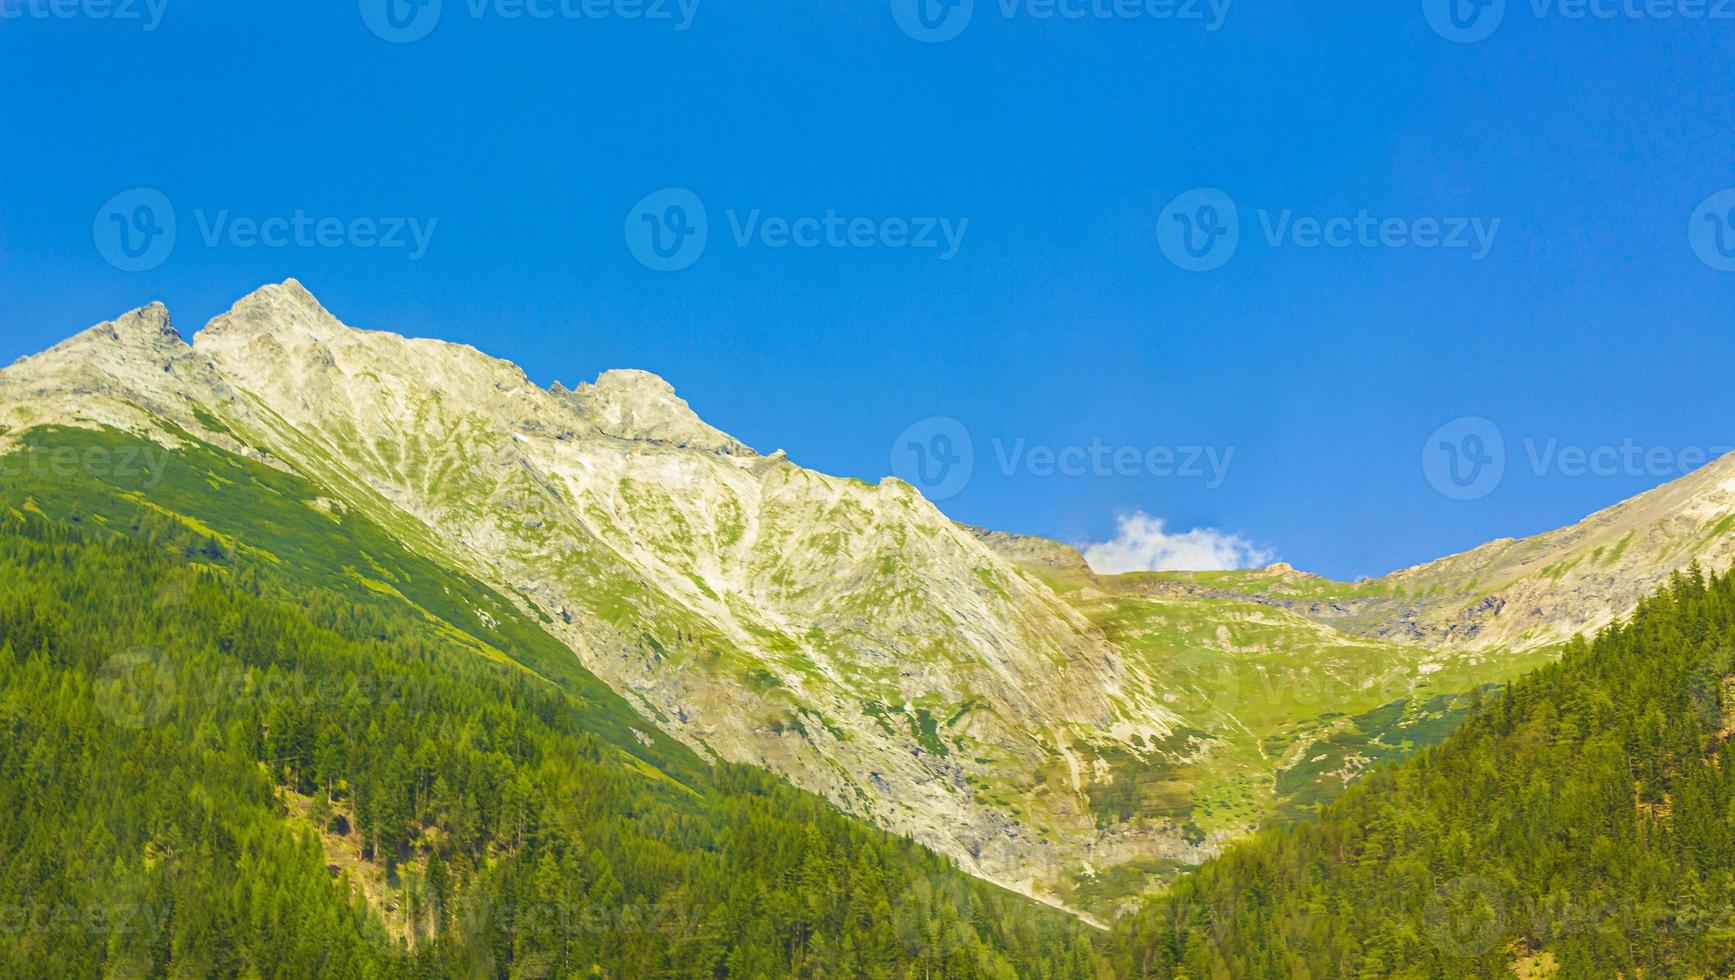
[
  {"xmin": 2, "ymin": 282, "xmax": 1182, "ymax": 913},
  {"xmin": 5, "ymin": 279, "xmax": 1732, "ymax": 917}
]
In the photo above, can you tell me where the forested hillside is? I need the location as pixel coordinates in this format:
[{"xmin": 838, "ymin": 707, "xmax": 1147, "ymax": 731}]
[
  {"xmin": 13, "ymin": 289, "xmax": 1735, "ymax": 919},
  {"xmin": 1111, "ymin": 566, "xmax": 1735, "ymax": 978},
  {"xmin": 13, "ymin": 420, "xmax": 1735, "ymax": 978},
  {"xmin": 0, "ymin": 504, "xmax": 1102, "ymax": 976}
]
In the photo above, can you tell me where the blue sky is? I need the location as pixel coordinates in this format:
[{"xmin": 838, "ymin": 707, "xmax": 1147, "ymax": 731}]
[{"xmin": 2, "ymin": 0, "xmax": 1733, "ymax": 580}]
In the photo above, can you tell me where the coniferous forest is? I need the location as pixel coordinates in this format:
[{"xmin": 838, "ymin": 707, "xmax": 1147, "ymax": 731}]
[{"xmin": 0, "ymin": 511, "xmax": 1103, "ymax": 977}]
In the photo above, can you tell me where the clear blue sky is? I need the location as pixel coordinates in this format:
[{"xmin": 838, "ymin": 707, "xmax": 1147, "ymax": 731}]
[{"xmin": 3, "ymin": 1, "xmax": 1733, "ymax": 580}]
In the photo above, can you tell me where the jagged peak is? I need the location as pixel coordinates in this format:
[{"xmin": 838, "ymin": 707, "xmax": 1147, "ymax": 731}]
[
  {"xmin": 7, "ymin": 302, "xmax": 187, "ymax": 375},
  {"xmin": 552, "ymin": 369, "xmax": 753, "ymax": 456},
  {"xmin": 185, "ymin": 280, "xmax": 747, "ymax": 456},
  {"xmin": 235, "ymin": 277, "xmax": 328, "ymax": 315},
  {"xmin": 70, "ymin": 300, "xmax": 181, "ymax": 348},
  {"xmin": 193, "ymin": 277, "xmax": 342, "ymax": 350}
]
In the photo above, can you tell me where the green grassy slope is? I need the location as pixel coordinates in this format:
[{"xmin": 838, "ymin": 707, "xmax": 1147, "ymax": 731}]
[
  {"xmin": 2, "ymin": 423, "xmax": 695, "ymax": 781},
  {"xmin": 1025, "ymin": 564, "xmax": 1562, "ymax": 914}
]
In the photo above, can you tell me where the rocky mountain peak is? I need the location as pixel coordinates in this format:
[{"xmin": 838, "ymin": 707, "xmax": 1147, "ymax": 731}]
[
  {"xmin": 552, "ymin": 369, "xmax": 752, "ymax": 455},
  {"xmin": 193, "ymin": 278, "xmax": 343, "ymax": 353},
  {"xmin": 33, "ymin": 302, "xmax": 186, "ymax": 364},
  {"xmin": 0, "ymin": 300, "xmax": 219, "ymax": 441},
  {"xmin": 110, "ymin": 300, "xmax": 180, "ymax": 345}
]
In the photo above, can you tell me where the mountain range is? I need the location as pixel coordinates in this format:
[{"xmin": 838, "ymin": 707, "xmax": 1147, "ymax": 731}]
[{"xmin": 5, "ymin": 279, "xmax": 1732, "ymax": 921}]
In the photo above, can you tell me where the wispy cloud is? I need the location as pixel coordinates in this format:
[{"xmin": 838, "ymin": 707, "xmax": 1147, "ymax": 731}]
[{"xmin": 1081, "ymin": 512, "xmax": 1274, "ymax": 574}]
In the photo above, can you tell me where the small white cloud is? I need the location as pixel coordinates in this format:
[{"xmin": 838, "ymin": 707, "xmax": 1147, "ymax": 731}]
[{"xmin": 1081, "ymin": 511, "xmax": 1274, "ymax": 574}]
